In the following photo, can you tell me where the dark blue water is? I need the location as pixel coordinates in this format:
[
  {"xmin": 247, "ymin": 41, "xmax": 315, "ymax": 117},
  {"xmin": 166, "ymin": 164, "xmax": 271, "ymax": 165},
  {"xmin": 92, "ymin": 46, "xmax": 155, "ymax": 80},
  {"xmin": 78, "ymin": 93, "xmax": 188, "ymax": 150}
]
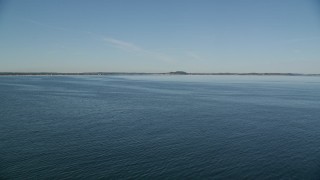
[{"xmin": 1, "ymin": 75, "xmax": 320, "ymax": 179}]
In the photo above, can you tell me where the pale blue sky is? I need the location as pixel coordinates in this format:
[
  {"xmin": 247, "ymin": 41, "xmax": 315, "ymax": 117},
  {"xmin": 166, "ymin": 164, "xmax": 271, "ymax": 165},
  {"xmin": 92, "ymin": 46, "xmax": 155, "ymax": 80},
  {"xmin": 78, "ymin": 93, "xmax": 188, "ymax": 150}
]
[{"xmin": 0, "ymin": 0, "xmax": 319, "ymax": 73}]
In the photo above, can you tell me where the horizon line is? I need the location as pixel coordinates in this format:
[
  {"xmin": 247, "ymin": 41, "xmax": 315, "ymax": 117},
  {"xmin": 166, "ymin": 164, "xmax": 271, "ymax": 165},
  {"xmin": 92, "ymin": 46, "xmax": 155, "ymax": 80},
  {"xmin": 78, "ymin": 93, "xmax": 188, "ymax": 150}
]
[{"xmin": 1, "ymin": 71, "xmax": 320, "ymax": 76}]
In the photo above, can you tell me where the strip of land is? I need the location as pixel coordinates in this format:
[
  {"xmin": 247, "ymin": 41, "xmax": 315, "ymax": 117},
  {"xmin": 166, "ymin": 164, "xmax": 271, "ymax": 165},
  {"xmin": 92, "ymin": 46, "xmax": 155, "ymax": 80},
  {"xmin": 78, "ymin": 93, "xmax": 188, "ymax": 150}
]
[{"xmin": 0, "ymin": 71, "xmax": 319, "ymax": 76}]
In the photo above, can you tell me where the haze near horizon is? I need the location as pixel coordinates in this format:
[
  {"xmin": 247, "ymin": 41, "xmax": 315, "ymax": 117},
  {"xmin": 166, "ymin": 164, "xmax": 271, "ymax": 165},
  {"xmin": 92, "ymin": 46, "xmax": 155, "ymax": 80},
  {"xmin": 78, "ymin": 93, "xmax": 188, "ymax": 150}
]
[{"xmin": 0, "ymin": 0, "xmax": 319, "ymax": 73}]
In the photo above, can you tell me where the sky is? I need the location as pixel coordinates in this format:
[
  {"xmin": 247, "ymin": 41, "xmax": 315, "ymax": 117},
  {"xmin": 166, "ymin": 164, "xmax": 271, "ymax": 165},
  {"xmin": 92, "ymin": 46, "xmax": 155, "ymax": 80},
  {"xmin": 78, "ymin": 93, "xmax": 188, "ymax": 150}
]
[{"xmin": 0, "ymin": 0, "xmax": 319, "ymax": 73}]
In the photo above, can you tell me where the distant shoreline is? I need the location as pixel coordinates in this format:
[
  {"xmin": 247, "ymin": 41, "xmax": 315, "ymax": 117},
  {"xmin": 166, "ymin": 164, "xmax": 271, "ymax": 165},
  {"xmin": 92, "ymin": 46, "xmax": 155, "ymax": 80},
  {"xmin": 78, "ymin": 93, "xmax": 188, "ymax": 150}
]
[{"xmin": 0, "ymin": 72, "xmax": 319, "ymax": 76}]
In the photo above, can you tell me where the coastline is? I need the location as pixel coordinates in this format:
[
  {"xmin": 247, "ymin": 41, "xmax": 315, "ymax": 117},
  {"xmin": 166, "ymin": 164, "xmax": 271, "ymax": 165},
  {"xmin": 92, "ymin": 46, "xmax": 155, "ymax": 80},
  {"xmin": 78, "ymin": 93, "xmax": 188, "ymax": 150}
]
[{"xmin": 0, "ymin": 72, "xmax": 319, "ymax": 77}]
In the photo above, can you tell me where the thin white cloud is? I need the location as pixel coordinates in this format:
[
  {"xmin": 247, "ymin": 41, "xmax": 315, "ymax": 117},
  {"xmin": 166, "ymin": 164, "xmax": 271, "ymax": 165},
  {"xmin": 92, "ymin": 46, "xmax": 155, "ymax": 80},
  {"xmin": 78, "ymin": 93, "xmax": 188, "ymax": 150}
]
[
  {"xmin": 102, "ymin": 37, "xmax": 175, "ymax": 63},
  {"xmin": 103, "ymin": 38, "xmax": 143, "ymax": 52},
  {"xmin": 22, "ymin": 18, "xmax": 176, "ymax": 63},
  {"xmin": 21, "ymin": 18, "xmax": 72, "ymax": 32}
]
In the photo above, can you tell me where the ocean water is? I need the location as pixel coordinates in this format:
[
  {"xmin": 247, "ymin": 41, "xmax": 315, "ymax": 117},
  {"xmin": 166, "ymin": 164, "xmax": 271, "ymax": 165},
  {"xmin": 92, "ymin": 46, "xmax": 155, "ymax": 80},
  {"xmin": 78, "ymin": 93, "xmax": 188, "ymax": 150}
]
[{"xmin": 1, "ymin": 75, "xmax": 320, "ymax": 179}]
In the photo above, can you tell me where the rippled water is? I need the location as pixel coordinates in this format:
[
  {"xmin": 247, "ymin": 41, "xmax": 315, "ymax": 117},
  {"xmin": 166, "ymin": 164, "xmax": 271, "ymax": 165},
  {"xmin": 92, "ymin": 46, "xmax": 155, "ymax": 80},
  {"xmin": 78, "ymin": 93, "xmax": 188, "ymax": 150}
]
[{"xmin": 1, "ymin": 75, "xmax": 320, "ymax": 179}]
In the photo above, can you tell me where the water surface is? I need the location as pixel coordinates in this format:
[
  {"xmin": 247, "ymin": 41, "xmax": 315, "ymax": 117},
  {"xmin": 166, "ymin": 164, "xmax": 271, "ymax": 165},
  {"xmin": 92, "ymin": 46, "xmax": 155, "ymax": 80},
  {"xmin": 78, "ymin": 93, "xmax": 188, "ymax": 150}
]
[{"xmin": 1, "ymin": 75, "xmax": 320, "ymax": 179}]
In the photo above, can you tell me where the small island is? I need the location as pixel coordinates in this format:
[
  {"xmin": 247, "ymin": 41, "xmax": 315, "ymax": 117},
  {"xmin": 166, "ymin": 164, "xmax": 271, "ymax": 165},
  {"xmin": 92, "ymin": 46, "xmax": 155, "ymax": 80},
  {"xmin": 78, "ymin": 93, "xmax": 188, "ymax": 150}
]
[{"xmin": 169, "ymin": 71, "xmax": 188, "ymax": 75}]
